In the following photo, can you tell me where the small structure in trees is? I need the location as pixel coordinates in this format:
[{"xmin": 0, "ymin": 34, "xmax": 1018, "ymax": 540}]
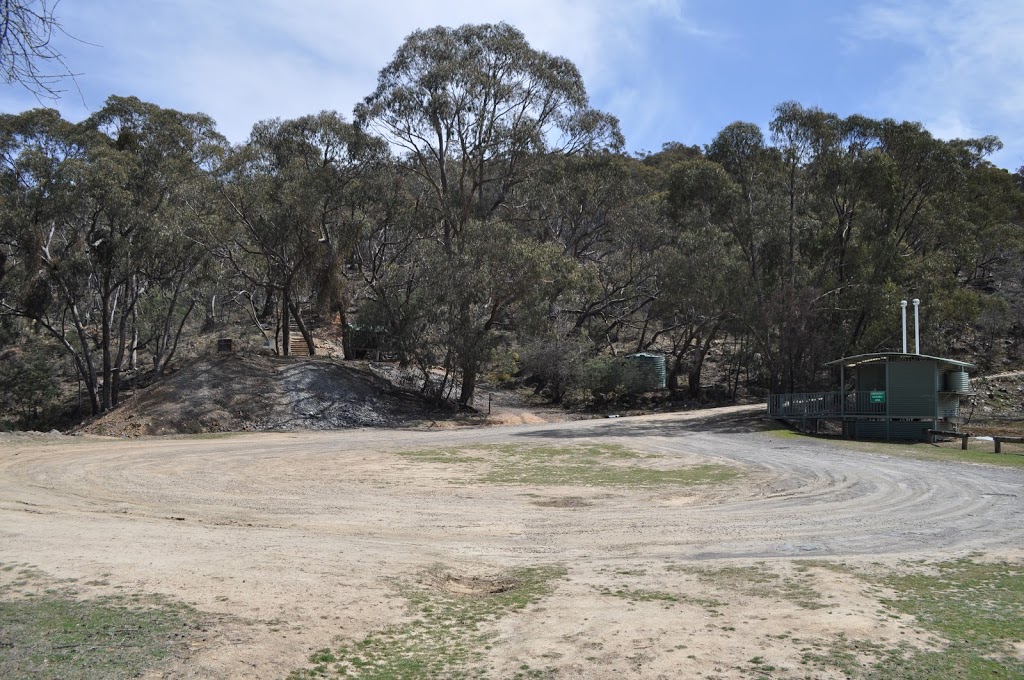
[
  {"xmin": 767, "ymin": 300, "xmax": 975, "ymax": 441},
  {"xmin": 625, "ymin": 352, "xmax": 667, "ymax": 390}
]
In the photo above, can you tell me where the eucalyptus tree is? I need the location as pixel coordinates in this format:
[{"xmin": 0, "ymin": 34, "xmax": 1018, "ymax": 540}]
[
  {"xmin": 515, "ymin": 152, "xmax": 663, "ymax": 358},
  {"xmin": 355, "ymin": 22, "xmax": 622, "ymax": 405},
  {"xmin": 216, "ymin": 111, "xmax": 385, "ymax": 355},
  {"xmin": 706, "ymin": 121, "xmax": 782, "ymax": 292},
  {"xmin": 658, "ymin": 157, "xmax": 743, "ymax": 395},
  {"xmin": 0, "ymin": 107, "xmax": 97, "ymax": 408},
  {"xmin": 0, "ymin": 97, "xmax": 224, "ymax": 414},
  {"xmin": 83, "ymin": 97, "xmax": 224, "ymax": 400}
]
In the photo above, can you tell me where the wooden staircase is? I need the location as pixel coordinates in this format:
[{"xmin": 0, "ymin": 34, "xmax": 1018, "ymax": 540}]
[{"xmin": 288, "ymin": 323, "xmax": 311, "ymax": 356}]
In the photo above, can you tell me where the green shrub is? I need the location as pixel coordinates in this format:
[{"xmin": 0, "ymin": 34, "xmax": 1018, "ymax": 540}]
[{"xmin": 0, "ymin": 347, "xmax": 61, "ymax": 430}]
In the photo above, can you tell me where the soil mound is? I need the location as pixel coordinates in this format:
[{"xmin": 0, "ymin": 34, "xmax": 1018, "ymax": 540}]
[{"xmin": 80, "ymin": 354, "xmax": 443, "ymax": 436}]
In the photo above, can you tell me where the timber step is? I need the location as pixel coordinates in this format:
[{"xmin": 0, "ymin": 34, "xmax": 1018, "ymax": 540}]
[{"xmin": 287, "ymin": 323, "xmax": 311, "ymax": 356}]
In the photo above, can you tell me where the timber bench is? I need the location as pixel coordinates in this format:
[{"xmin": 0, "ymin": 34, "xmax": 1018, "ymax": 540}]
[
  {"xmin": 994, "ymin": 436, "xmax": 1024, "ymax": 454},
  {"xmin": 925, "ymin": 429, "xmax": 972, "ymax": 450}
]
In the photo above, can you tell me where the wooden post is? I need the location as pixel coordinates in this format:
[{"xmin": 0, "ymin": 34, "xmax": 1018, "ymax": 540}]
[{"xmin": 995, "ymin": 438, "xmax": 1002, "ymax": 454}]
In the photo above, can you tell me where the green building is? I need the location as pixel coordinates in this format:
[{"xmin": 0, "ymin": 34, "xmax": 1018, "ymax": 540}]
[{"xmin": 767, "ymin": 352, "xmax": 975, "ymax": 441}]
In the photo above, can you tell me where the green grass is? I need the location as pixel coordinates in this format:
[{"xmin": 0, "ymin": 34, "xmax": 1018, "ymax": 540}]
[
  {"xmin": 762, "ymin": 427, "xmax": 806, "ymax": 440},
  {"xmin": 396, "ymin": 443, "xmax": 741, "ymax": 488},
  {"xmin": 668, "ymin": 563, "xmax": 829, "ymax": 611},
  {"xmin": 0, "ymin": 574, "xmax": 207, "ymax": 680},
  {"xmin": 288, "ymin": 565, "xmax": 566, "ymax": 679},
  {"xmin": 396, "ymin": 448, "xmax": 484, "ymax": 464},
  {"xmin": 801, "ymin": 558, "xmax": 1024, "ymax": 679},
  {"xmin": 842, "ymin": 439, "xmax": 1024, "ymax": 468},
  {"xmin": 764, "ymin": 428, "xmax": 1024, "ymax": 468},
  {"xmin": 597, "ymin": 586, "xmax": 680, "ymax": 604}
]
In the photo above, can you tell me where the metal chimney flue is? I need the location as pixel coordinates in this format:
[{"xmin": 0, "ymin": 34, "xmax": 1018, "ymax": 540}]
[
  {"xmin": 900, "ymin": 300, "xmax": 908, "ymax": 353},
  {"xmin": 912, "ymin": 298, "xmax": 921, "ymax": 354}
]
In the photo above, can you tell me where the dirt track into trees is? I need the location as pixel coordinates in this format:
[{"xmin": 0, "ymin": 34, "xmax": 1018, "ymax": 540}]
[{"xmin": 1, "ymin": 406, "xmax": 1023, "ymax": 678}]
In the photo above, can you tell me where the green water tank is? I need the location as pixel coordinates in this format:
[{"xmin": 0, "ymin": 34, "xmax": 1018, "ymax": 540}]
[
  {"xmin": 945, "ymin": 371, "xmax": 970, "ymax": 393},
  {"xmin": 625, "ymin": 353, "xmax": 667, "ymax": 390}
]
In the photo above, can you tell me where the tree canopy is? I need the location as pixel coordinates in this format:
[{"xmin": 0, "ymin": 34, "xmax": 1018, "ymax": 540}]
[{"xmin": 1, "ymin": 23, "xmax": 1022, "ymax": 426}]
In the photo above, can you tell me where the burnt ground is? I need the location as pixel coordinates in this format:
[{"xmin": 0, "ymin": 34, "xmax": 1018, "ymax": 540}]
[{"xmin": 79, "ymin": 353, "xmax": 450, "ymax": 436}]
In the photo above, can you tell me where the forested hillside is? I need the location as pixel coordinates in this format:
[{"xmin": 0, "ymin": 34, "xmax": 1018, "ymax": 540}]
[{"xmin": 2, "ymin": 23, "xmax": 1023, "ymax": 429}]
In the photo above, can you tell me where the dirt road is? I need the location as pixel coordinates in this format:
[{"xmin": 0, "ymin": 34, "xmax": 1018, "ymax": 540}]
[{"xmin": 2, "ymin": 405, "xmax": 1022, "ymax": 678}]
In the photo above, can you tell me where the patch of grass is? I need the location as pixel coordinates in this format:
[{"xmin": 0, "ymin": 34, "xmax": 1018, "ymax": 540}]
[
  {"xmin": 510, "ymin": 663, "xmax": 557, "ymax": 679},
  {"xmin": 668, "ymin": 563, "xmax": 828, "ymax": 610},
  {"xmin": 597, "ymin": 586, "xmax": 679, "ymax": 604},
  {"xmin": 288, "ymin": 565, "xmax": 566, "ymax": 679},
  {"xmin": 744, "ymin": 654, "xmax": 778, "ymax": 677},
  {"xmin": 803, "ymin": 558, "xmax": 1024, "ymax": 679},
  {"xmin": 849, "ymin": 439, "xmax": 1024, "ymax": 468},
  {"xmin": 0, "ymin": 591, "xmax": 207, "ymax": 680},
  {"xmin": 761, "ymin": 428, "xmax": 806, "ymax": 440},
  {"xmin": 397, "ymin": 443, "xmax": 741, "ymax": 488},
  {"xmin": 772, "ymin": 428, "xmax": 1024, "ymax": 468},
  {"xmin": 395, "ymin": 448, "xmax": 484, "ymax": 464},
  {"xmin": 877, "ymin": 559, "xmax": 1024, "ymax": 675}
]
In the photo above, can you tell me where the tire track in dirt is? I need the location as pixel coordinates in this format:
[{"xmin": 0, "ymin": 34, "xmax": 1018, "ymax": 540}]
[
  {"xmin": 2, "ymin": 405, "xmax": 1023, "ymax": 678},
  {"xmin": 2, "ymin": 406, "xmax": 1022, "ymax": 562}
]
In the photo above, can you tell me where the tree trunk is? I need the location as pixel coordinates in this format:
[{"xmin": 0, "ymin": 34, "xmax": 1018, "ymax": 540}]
[
  {"xmin": 100, "ymin": 285, "xmax": 113, "ymax": 412},
  {"xmin": 260, "ymin": 286, "xmax": 275, "ymax": 320},
  {"xmin": 281, "ymin": 286, "xmax": 291, "ymax": 356},
  {"xmin": 458, "ymin": 366, "xmax": 476, "ymax": 407},
  {"xmin": 129, "ymin": 304, "xmax": 138, "ymax": 370},
  {"xmin": 340, "ymin": 307, "xmax": 353, "ymax": 360},
  {"xmin": 202, "ymin": 293, "xmax": 217, "ymax": 331},
  {"xmin": 289, "ymin": 302, "xmax": 315, "ymax": 356},
  {"xmin": 160, "ymin": 299, "xmax": 195, "ymax": 375},
  {"xmin": 154, "ymin": 283, "xmax": 181, "ymax": 375},
  {"xmin": 688, "ymin": 322, "xmax": 721, "ymax": 399}
]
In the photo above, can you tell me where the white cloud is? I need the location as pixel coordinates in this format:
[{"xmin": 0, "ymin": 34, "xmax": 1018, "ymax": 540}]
[
  {"xmin": 847, "ymin": 0, "xmax": 1024, "ymax": 168},
  {"xmin": 0, "ymin": 0, "xmax": 706, "ymax": 148}
]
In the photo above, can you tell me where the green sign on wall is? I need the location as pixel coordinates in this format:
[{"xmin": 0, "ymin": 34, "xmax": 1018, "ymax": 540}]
[{"xmin": 869, "ymin": 391, "xmax": 886, "ymax": 404}]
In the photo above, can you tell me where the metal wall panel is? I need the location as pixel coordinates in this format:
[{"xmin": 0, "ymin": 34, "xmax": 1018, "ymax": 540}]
[
  {"xmin": 853, "ymin": 420, "xmax": 934, "ymax": 440},
  {"xmin": 855, "ymin": 364, "xmax": 886, "ymax": 391},
  {"xmin": 888, "ymin": 361, "xmax": 937, "ymax": 418}
]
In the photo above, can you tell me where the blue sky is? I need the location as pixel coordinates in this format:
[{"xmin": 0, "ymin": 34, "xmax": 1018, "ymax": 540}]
[{"xmin": 3, "ymin": 0, "xmax": 1022, "ymax": 169}]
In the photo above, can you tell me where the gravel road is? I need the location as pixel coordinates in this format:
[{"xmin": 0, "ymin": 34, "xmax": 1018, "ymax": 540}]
[{"xmin": 1, "ymin": 405, "xmax": 1021, "ymax": 678}]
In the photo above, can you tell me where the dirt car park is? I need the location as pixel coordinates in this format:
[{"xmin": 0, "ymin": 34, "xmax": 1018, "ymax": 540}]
[{"xmin": 2, "ymin": 405, "xmax": 1023, "ymax": 678}]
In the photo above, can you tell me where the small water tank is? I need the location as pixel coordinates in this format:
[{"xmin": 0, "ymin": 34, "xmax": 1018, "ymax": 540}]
[
  {"xmin": 625, "ymin": 353, "xmax": 667, "ymax": 390},
  {"xmin": 945, "ymin": 371, "xmax": 970, "ymax": 393}
]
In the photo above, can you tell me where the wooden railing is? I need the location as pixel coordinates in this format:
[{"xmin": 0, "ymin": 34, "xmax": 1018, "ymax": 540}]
[{"xmin": 767, "ymin": 391, "xmax": 887, "ymax": 418}]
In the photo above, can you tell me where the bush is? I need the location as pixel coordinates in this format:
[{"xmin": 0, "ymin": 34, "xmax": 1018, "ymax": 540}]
[
  {"xmin": 519, "ymin": 339, "xmax": 587, "ymax": 402},
  {"xmin": 487, "ymin": 349, "xmax": 521, "ymax": 387},
  {"xmin": 0, "ymin": 347, "xmax": 61, "ymax": 430}
]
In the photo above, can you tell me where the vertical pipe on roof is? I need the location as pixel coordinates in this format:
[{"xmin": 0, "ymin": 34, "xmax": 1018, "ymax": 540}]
[
  {"xmin": 913, "ymin": 299, "xmax": 921, "ymax": 354},
  {"xmin": 900, "ymin": 300, "xmax": 908, "ymax": 353}
]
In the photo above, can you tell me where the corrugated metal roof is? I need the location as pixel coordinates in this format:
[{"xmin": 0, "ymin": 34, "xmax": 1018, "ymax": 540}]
[{"xmin": 824, "ymin": 352, "xmax": 976, "ymax": 370}]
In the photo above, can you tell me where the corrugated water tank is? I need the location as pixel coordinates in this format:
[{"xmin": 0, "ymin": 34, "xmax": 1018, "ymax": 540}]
[
  {"xmin": 625, "ymin": 353, "xmax": 667, "ymax": 390},
  {"xmin": 945, "ymin": 371, "xmax": 970, "ymax": 393}
]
